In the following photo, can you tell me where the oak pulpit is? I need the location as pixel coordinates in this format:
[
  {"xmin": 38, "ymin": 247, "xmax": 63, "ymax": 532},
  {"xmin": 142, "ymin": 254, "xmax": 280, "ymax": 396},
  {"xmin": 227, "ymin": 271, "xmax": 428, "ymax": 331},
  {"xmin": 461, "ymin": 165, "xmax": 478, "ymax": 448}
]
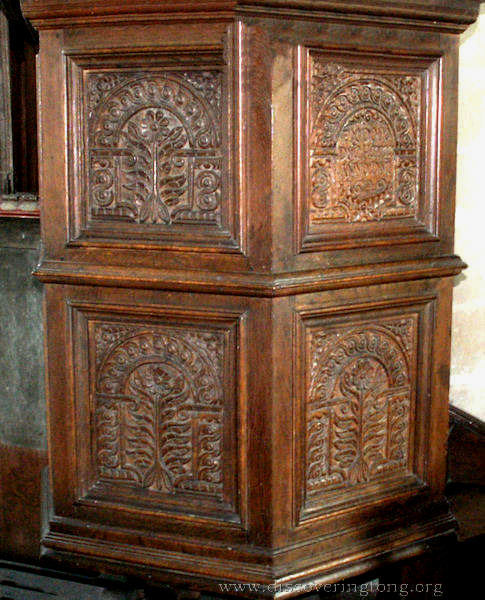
[{"xmin": 22, "ymin": 0, "xmax": 481, "ymax": 597}]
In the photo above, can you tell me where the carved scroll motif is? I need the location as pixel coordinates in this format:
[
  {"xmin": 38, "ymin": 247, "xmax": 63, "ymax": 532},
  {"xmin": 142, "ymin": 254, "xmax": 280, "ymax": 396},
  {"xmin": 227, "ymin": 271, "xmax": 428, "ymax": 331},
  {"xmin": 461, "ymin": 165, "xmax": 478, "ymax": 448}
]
[
  {"xmin": 309, "ymin": 59, "xmax": 421, "ymax": 225},
  {"xmin": 86, "ymin": 70, "xmax": 223, "ymax": 227},
  {"xmin": 93, "ymin": 323, "xmax": 225, "ymax": 498},
  {"xmin": 306, "ymin": 318, "xmax": 415, "ymax": 495}
]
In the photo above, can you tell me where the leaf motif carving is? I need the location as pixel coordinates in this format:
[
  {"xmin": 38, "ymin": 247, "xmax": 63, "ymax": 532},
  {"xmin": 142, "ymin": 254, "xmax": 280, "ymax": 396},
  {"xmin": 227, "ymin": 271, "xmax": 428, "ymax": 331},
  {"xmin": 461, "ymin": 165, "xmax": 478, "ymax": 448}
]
[
  {"xmin": 93, "ymin": 323, "xmax": 225, "ymax": 499},
  {"xmin": 309, "ymin": 57, "xmax": 421, "ymax": 225},
  {"xmin": 87, "ymin": 71, "xmax": 223, "ymax": 227},
  {"xmin": 306, "ymin": 318, "xmax": 415, "ymax": 495}
]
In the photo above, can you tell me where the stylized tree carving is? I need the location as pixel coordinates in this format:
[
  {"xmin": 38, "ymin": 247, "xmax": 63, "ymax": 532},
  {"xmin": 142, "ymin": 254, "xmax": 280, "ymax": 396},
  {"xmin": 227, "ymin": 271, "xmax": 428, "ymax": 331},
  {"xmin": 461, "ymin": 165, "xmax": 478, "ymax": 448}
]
[
  {"xmin": 306, "ymin": 319, "xmax": 415, "ymax": 495},
  {"xmin": 94, "ymin": 325, "xmax": 224, "ymax": 498},
  {"xmin": 309, "ymin": 58, "xmax": 421, "ymax": 225},
  {"xmin": 87, "ymin": 71, "xmax": 222, "ymax": 227}
]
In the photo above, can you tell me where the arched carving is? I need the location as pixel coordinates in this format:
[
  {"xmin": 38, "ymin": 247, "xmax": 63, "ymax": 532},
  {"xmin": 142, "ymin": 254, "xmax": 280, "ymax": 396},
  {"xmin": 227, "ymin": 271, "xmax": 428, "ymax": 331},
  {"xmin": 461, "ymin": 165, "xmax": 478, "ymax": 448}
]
[
  {"xmin": 87, "ymin": 71, "xmax": 223, "ymax": 226},
  {"xmin": 94, "ymin": 324, "xmax": 225, "ymax": 497},
  {"xmin": 309, "ymin": 59, "xmax": 421, "ymax": 224},
  {"xmin": 306, "ymin": 318, "xmax": 415, "ymax": 495}
]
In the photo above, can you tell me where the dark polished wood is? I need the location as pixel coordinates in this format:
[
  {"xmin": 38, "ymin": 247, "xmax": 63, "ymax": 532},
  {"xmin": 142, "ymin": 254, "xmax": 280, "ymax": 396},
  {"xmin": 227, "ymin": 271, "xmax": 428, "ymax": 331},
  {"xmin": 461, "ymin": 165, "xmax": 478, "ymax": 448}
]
[
  {"xmin": 24, "ymin": 0, "xmax": 482, "ymax": 597},
  {"xmin": 0, "ymin": 444, "xmax": 47, "ymax": 562},
  {"xmin": 448, "ymin": 405, "xmax": 485, "ymax": 487},
  {"xmin": 447, "ymin": 406, "xmax": 485, "ymax": 543}
]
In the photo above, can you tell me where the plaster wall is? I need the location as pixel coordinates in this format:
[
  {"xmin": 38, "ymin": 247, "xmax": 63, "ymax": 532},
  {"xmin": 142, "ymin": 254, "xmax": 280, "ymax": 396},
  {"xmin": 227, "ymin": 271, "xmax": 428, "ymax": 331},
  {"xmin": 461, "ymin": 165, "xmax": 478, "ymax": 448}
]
[{"xmin": 451, "ymin": 5, "xmax": 485, "ymax": 421}]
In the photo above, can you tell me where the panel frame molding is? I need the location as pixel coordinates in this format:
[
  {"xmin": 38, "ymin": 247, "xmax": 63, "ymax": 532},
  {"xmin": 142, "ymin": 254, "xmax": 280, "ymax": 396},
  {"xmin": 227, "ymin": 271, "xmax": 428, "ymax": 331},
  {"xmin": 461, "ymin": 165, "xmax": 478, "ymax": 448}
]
[
  {"xmin": 67, "ymin": 299, "xmax": 248, "ymax": 528},
  {"xmin": 294, "ymin": 46, "xmax": 443, "ymax": 254},
  {"xmin": 65, "ymin": 42, "xmax": 244, "ymax": 254},
  {"xmin": 293, "ymin": 294, "xmax": 436, "ymax": 526}
]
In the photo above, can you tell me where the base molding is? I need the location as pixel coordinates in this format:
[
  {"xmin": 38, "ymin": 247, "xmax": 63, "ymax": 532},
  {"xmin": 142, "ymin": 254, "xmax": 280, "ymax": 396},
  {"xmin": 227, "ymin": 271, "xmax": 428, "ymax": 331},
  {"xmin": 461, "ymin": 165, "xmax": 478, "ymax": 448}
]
[{"xmin": 40, "ymin": 511, "xmax": 457, "ymax": 599}]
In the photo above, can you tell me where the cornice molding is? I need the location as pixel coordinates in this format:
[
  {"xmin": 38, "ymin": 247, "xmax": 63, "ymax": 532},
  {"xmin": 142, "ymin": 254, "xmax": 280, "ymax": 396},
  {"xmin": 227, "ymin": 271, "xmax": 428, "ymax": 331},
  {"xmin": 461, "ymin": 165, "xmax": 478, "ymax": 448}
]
[{"xmin": 21, "ymin": 1, "xmax": 483, "ymax": 31}]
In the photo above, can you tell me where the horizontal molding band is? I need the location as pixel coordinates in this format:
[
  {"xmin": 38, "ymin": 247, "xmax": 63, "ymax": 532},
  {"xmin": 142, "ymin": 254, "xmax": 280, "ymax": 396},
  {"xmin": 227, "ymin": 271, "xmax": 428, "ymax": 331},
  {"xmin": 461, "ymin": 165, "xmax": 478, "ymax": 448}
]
[
  {"xmin": 41, "ymin": 513, "xmax": 456, "ymax": 598},
  {"xmin": 34, "ymin": 255, "xmax": 467, "ymax": 297},
  {"xmin": 21, "ymin": 1, "xmax": 481, "ymax": 32},
  {"xmin": 449, "ymin": 405, "xmax": 485, "ymax": 437}
]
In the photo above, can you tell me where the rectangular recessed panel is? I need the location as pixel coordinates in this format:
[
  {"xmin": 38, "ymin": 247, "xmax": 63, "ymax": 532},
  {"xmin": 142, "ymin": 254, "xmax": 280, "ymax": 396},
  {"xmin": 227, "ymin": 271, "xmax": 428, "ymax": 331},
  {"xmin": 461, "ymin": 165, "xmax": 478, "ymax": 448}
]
[
  {"xmin": 307, "ymin": 316, "xmax": 415, "ymax": 489},
  {"xmin": 295, "ymin": 304, "xmax": 430, "ymax": 522},
  {"xmin": 310, "ymin": 65, "xmax": 421, "ymax": 224},
  {"xmin": 71, "ymin": 304, "xmax": 243, "ymax": 524},
  {"xmin": 67, "ymin": 51, "xmax": 240, "ymax": 251},
  {"xmin": 87, "ymin": 70, "xmax": 223, "ymax": 228},
  {"xmin": 93, "ymin": 322, "xmax": 225, "ymax": 498},
  {"xmin": 297, "ymin": 49, "xmax": 440, "ymax": 251}
]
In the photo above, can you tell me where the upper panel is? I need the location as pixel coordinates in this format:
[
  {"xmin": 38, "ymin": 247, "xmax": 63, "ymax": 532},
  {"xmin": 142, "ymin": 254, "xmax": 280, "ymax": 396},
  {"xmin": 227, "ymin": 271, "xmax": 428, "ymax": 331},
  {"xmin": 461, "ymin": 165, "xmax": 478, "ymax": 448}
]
[
  {"xmin": 296, "ymin": 49, "xmax": 441, "ymax": 252},
  {"xmin": 32, "ymin": 8, "xmax": 471, "ymax": 287},
  {"xmin": 67, "ymin": 50, "xmax": 240, "ymax": 251}
]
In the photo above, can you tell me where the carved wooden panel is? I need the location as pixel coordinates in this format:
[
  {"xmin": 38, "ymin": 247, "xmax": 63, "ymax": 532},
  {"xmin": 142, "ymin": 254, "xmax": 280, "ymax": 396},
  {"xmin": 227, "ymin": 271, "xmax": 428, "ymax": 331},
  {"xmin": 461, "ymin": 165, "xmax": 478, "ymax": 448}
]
[
  {"xmin": 94, "ymin": 323, "xmax": 225, "ymax": 498},
  {"xmin": 296, "ymin": 306, "xmax": 425, "ymax": 520},
  {"xmin": 68, "ymin": 51, "xmax": 240, "ymax": 250},
  {"xmin": 72, "ymin": 303, "xmax": 242, "ymax": 522},
  {"xmin": 88, "ymin": 71, "xmax": 222, "ymax": 227},
  {"xmin": 310, "ymin": 64, "xmax": 420, "ymax": 224},
  {"xmin": 307, "ymin": 316, "xmax": 415, "ymax": 489},
  {"xmin": 297, "ymin": 50, "xmax": 440, "ymax": 251}
]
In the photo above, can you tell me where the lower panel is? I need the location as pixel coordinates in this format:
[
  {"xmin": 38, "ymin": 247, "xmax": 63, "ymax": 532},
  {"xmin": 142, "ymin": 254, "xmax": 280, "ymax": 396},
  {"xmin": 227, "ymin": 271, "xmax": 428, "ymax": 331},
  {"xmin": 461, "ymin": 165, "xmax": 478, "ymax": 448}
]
[
  {"xmin": 72, "ymin": 301, "xmax": 242, "ymax": 522},
  {"xmin": 41, "ymin": 279, "xmax": 456, "ymax": 598},
  {"xmin": 294, "ymin": 296, "xmax": 434, "ymax": 523},
  {"xmin": 43, "ymin": 285, "xmax": 253, "ymax": 547}
]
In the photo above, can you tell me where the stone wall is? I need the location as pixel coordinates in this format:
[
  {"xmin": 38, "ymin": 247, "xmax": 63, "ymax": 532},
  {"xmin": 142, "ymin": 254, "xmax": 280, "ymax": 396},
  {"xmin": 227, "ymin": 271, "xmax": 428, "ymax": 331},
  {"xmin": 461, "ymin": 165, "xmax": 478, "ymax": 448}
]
[{"xmin": 0, "ymin": 218, "xmax": 45, "ymax": 449}]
